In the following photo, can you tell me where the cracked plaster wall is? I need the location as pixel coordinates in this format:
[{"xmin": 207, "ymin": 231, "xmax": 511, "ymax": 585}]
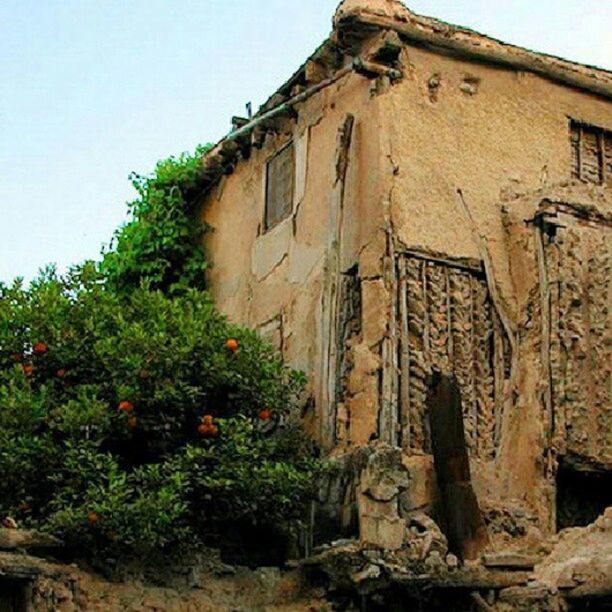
[
  {"xmin": 200, "ymin": 71, "xmax": 387, "ymax": 441},
  {"xmin": 379, "ymin": 42, "xmax": 612, "ymax": 533},
  {"xmin": 201, "ymin": 34, "xmax": 611, "ymax": 540}
]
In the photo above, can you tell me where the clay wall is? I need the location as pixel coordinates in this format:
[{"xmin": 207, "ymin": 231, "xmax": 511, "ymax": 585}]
[
  {"xmin": 200, "ymin": 70, "xmax": 388, "ymax": 444},
  {"xmin": 372, "ymin": 42, "xmax": 611, "ymax": 532},
  {"xmin": 200, "ymin": 32, "xmax": 611, "ymax": 537}
]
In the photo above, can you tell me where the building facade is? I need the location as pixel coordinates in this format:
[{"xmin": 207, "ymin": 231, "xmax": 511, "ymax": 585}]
[{"xmin": 197, "ymin": 0, "xmax": 611, "ymax": 554}]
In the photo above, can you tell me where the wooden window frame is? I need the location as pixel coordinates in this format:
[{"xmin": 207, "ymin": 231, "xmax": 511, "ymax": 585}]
[
  {"xmin": 570, "ymin": 119, "xmax": 611, "ymax": 186},
  {"xmin": 263, "ymin": 141, "xmax": 295, "ymax": 232}
]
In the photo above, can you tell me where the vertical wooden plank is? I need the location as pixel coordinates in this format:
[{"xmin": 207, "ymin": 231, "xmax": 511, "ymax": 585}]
[
  {"xmin": 597, "ymin": 129, "xmax": 606, "ymax": 185},
  {"xmin": 407, "ymin": 258, "xmax": 427, "ymax": 453},
  {"xmin": 380, "ymin": 230, "xmax": 399, "ymax": 446},
  {"xmin": 578, "ymin": 124, "xmax": 583, "ymax": 181},
  {"xmin": 604, "ymin": 132, "xmax": 612, "ymax": 185},
  {"xmin": 321, "ymin": 116, "xmax": 355, "ymax": 449},
  {"xmin": 535, "ymin": 224, "xmax": 554, "ymax": 444},
  {"xmin": 570, "ymin": 122, "xmax": 581, "ymax": 180},
  {"xmin": 468, "ymin": 275, "xmax": 478, "ymax": 453},
  {"xmin": 398, "ymin": 256, "xmax": 411, "ymax": 450},
  {"xmin": 446, "ymin": 266, "xmax": 454, "ymax": 369},
  {"xmin": 547, "ymin": 234, "xmax": 563, "ymax": 446},
  {"xmin": 492, "ymin": 310, "xmax": 506, "ymax": 450}
]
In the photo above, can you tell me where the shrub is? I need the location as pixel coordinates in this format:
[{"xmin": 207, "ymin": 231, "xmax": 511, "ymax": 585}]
[
  {"xmin": 100, "ymin": 145, "xmax": 212, "ymax": 295},
  {"xmin": 0, "ymin": 144, "xmax": 319, "ymax": 559}
]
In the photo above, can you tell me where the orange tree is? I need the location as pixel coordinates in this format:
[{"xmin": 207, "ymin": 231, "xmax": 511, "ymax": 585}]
[{"xmin": 0, "ymin": 146, "xmax": 317, "ymax": 558}]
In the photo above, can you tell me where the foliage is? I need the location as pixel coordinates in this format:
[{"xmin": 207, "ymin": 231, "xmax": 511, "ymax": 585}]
[
  {"xmin": 101, "ymin": 145, "xmax": 212, "ymax": 295},
  {"xmin": 0, "ymin": 145, "xmax": 319, "ymax": 558}
]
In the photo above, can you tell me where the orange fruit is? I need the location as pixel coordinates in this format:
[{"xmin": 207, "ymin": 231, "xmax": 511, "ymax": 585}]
[
  {"xmin": 126, "ymin": 416, "xmax": 137, "ymax": 429},
  {"xmin": 259, "ymin": 409, "xmax": 271, "ymax": 421},
  {"xmin": 56, "ymin": 368, "xmax": 66, "ymax": 378},
  {"xmin": 33, "ymin": 342, "xmax": 48, "ymax": 355},
  {"xmin": 201, "ymin": 414, "xmax": 214, "ymax": 425},
  {"xmin": 226, "ymin": 338, "xmax": 238, "ymax": 353},
  {"xmin": 22, "ymin": 363, "xmax": 33, "ymax": 376},
  {"xmin": 118, "ymin": 400, "xmax": 134, "ymax": 412},
  {"xmin": 87, "ymin": 511, "xmax": 100, "ymax": 525},
  {"xmin": 198, "ymin": 423, "xmax": 219, "ymax": 438}
]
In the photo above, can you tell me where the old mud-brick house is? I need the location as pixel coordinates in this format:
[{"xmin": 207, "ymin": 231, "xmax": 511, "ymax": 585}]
[
  {"xmin": 2, "ymin": 3, "xmax": 612, "ymax": 610},
  {"xmin": 196, "ymin": 0, "xmax": 611, "ymax": 586}
]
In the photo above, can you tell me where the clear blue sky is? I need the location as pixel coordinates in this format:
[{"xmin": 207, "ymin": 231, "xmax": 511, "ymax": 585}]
[{"xmin": 1, "ymin": 1, "xmax": 610, "ymax": 283}]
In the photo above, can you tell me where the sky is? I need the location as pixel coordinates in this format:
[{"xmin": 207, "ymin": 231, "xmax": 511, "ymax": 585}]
[{"xmin": 1, "ymin": 1, "xmax": 610, "ymax": 284}]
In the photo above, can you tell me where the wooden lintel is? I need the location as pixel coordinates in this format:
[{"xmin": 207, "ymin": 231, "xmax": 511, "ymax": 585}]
[
  {"xmin": 369, "ymin": 29, "xmax": 403, "ymax": 65},
  {"xmin": 398, "ymin": 248, "xmax": 484, "ymax": 275},
  {"xmin": 220, "ymin": 140, "xmax": 239, "ymax": 157},
  {"xmin": 305, "ymin": 59, "xmax": 329, "ymax": 85},
  {"xmin": 353, "ymin": 57, "xmax": 402, "ymax": 80},
  {"xmin": 231, "ymin": 116, "xmax": 250, "ymax": 131}
]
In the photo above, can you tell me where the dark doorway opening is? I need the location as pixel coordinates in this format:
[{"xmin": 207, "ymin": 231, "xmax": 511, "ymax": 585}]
[
  {"xmin": 427, "ymin": 372, "xmax": 489, "ymax": 560},
  {"xmin": 556, "ymin": 464, "xmax": 612, "ymax": 530},
  {"xmin": 0, "ymin": 579, "xmax": 28, "ymax": 612}
]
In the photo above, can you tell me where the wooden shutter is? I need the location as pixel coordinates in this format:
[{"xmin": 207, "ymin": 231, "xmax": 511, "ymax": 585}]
[
  {"xmin": 265, "ymin": 142, "xmax": 294, "ymax": 230},
  {"xmin": 570, "ymin": 121, "xmax": 611, "ymax": 186}
]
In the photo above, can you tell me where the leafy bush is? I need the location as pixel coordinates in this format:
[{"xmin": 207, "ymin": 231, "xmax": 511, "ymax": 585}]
[
  {"xmin": 0, "ymin": 145, "xmax": 319, "ymax": 559},
  {"xmin": 101, "ymin": 145, "xmax": 212, "ymax": 295}
]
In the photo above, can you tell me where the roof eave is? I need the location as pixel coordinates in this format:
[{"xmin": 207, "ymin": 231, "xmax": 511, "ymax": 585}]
[{"xmin": 335, "ymin": 11, "xmax": 612, "ymax": 100}]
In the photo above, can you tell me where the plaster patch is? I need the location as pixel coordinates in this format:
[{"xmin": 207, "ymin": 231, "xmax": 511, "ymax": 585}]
[
  {"xmin": 288, "ymin": 242, "xmax": 324, "ymax": 284},
  {"xmin": 251, "ymin": 220, "xmax": 292, "ymax": 280}
]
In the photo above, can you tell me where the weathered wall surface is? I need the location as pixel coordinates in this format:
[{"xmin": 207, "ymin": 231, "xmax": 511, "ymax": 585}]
[
  {"xmin": 501, "ymin": 188, "xmax": 611, "ymax": 532},
  {"xmin": 200, "ymin": 71, "xmax": 388, "ymax": 444},
  {"xmin": 200, "ymin": 8, "xmax": 611, "ymax": 545},
  {"xmin": 385, "ymin": 44, "xmax": 612, "ymax": 308},
  {"xmin": 377, "ymin": 43, "xmax": 611, "ymax": 532}
]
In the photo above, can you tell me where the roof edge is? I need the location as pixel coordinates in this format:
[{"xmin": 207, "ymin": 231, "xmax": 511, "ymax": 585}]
[
  {"xmin": 194, "ymin": 4, "xmax": 611, "ymax": 203},
  {"xmin": 335, "ymin": 6, "xmax": 612, "ymax": 100}
]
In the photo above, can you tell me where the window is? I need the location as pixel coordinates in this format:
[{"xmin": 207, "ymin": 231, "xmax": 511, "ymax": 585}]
[
  {"xmin": 570, "ymin": 120, "xmax": 612, "ymax": 185},
  {"xmin": 264, "ymin": 142, "xmax": 294, "ymax": 230}
]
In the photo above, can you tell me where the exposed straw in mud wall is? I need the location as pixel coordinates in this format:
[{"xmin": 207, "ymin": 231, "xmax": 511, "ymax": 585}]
[
  {"xmin": 398, "ymin": 254, "xmax": 510, "ymax": 459},
  {"xmin": 548, "ymin": 224, "xmax": 611, "ymax": 463}
]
